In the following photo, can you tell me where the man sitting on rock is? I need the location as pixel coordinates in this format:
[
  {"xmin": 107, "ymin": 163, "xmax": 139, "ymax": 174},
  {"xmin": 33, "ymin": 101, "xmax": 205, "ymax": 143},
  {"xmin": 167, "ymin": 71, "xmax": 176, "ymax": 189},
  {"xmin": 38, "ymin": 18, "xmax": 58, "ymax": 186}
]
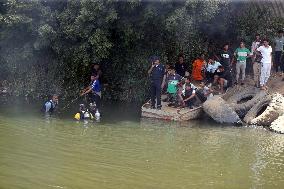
[
  {"xmin": 181, "ymin": 83, "xmax": 196, "ymax": 109},
  {"xmin": 195, "ymin": 82, "xmax": 213, "ymax": 102}
]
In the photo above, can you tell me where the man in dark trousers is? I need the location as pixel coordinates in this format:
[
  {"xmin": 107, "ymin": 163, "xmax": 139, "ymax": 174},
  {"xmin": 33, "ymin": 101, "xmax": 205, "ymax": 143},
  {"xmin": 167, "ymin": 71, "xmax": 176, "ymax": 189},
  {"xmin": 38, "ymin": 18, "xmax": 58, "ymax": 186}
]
[
  {"xmin": 148, "ymin": 56, "xmax": 165, "ymax": 109},
  {"xmin": 219, "ymin": 43, "xmax": 233, "ymax": 87}
]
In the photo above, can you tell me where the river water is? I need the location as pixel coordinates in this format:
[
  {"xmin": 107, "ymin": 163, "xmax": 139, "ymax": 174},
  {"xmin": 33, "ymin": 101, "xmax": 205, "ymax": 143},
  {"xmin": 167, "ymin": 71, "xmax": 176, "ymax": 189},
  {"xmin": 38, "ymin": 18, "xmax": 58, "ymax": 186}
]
[{"xmin": 0, "ymin": 103, "xmax": 284, "ymax": 189}]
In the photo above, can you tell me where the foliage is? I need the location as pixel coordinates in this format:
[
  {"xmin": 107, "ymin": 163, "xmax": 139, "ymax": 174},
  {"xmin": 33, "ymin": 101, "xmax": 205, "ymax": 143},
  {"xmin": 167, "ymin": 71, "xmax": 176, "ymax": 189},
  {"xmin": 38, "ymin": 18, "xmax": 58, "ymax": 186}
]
[{"xmin": 0, "ymin": 0, "xmax": 284, "ymax": 102}]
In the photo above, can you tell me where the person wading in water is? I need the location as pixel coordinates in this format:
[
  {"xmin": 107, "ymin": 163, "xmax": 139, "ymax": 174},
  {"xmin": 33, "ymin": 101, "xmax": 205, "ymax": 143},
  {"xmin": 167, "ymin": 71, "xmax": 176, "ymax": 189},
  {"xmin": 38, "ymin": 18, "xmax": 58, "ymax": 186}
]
[{"xmin": 43, "ymin": 94, "xmax": 59, "ymax": 113}]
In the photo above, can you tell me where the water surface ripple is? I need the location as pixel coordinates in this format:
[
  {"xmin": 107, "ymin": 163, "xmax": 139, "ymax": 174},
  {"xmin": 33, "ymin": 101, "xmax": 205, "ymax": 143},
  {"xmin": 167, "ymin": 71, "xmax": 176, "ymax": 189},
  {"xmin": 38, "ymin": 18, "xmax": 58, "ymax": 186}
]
[{"xmin": 0, "ymin": 114, "xmax": 284, "ymax": 189}]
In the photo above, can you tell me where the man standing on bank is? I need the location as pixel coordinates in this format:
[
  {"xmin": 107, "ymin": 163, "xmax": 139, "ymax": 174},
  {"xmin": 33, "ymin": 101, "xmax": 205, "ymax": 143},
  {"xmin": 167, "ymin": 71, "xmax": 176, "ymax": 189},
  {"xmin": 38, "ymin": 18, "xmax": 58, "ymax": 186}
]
[
  {"xmin": 257, "ymin": 39, "xmax": 273, "ymax": 90},
  {"xmin": 148, "ymin": 56, "xmax": 165, "ymax": 110},
  {"xmin": 274, "ymin": 30, "xmax": 284, "ymax": 74},
  {"xmin": 233, "ymin": 41, "xmax": 251, "ymax": 85}
]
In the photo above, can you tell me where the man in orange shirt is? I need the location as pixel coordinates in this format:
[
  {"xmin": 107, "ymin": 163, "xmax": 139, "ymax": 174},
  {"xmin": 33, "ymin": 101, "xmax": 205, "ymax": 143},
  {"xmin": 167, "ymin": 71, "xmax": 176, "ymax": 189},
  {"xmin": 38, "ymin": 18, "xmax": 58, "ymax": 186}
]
[{"xmin": 192, "ymin": 53, "xmax": 206, "ymax": 81}]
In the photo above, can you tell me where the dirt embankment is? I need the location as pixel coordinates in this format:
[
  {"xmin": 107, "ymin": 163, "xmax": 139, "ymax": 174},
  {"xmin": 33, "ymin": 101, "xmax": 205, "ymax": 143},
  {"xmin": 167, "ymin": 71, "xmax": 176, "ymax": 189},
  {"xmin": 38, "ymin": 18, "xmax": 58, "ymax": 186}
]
[{"xmin": 266, "ymin": 74, "xmax": 284, "ymax": 95}]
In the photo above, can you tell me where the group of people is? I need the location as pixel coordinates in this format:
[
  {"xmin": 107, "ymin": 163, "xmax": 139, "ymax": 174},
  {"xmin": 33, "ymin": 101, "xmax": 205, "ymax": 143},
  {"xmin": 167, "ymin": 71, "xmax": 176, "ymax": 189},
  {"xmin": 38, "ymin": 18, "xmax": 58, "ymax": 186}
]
[
  {"xmin": 148, "ymin": 56, "xmax": 213, "ymax": 110},
  {"xmin": 42, "ymin": 30, "xmax": 284, "ymax": 114},
  {"xmin": 149, "ymin": 30, "xmax": 284, "ymax": 109},
  {"xmin": 43, "ymin": 63, "xmax": 102, "ymax": 120}
]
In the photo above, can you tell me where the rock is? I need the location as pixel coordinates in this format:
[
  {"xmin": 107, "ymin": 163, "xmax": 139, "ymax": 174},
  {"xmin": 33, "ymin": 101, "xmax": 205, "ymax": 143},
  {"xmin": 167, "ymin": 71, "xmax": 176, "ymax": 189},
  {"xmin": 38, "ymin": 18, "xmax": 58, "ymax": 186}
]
[
  {"xmin": 270, "ymin": 115, "xmax": 284, "ymax": 134},
  {"xmin": 203, "ymin": 95, "xmax": 241, "ymax": 124}
]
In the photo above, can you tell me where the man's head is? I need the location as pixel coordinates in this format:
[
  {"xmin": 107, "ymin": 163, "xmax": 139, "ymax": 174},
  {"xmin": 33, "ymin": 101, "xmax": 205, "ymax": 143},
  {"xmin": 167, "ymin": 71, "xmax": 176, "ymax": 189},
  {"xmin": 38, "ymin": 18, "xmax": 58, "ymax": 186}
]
[
  {"xmin": 165, "ymin": 63, "xmax": 171, "ymax": 70},
  {"xmin": 178, "ymin": 55, "xmax": 184, "ymax": 64},
  {"xmin": 152, "ymin": 56, "xmax": 160, "ymax": 65},
  {"xmin": 168, "ymin": 66, "xmax": 176, "ymax": 75},
  {"xmin": 89, "ymin": 102, "xmax": 96, "ymax": 112},
  {"xmin": 263, "ymin": 38, "xmax": 269, "ymax": 47},
  {"xmin": 240, "ymin": 41, "xmax": 245, "ymax": 48},
  {"xmin": 278, "ymin": 29, "xmax": 284, "ymax": 37},
  {"xmin": 223, "ymin": 43, "xmax": 229, "ymax": 51},
  {"xmin": 52, "ymin": 94, "xmax": 59, "ymax": 104},
  {"xmin": 93, "ymin": 63, "xmax": 100, "ymax": 70},
  {"xmin": 91, "ymin": 74, "xmax": 97, "ymax": 81},
  {"xmin": 79, "ymin": 104, "xmax": 86, "ymax": 111},
  {"xmin": 208, "ymin": 56, "xmax": 215, "ymax": 64},
  {"xmin": 184, "ymin": 76, "xmax": 191, "ymax": 83},
  {"xmin": 199, "ymin": 81, "xmax": 205, "ymax": 88},
  {"xmin": 185, "ymin": 83, "xmax": 192, "ymax": 90},
  {"xmin": 255, "ymin": 33, "xmax": 260, "ymax": 41},
  {"xmin": 199, "ymin": 53, "xmax": 205, "ymax": 60}
]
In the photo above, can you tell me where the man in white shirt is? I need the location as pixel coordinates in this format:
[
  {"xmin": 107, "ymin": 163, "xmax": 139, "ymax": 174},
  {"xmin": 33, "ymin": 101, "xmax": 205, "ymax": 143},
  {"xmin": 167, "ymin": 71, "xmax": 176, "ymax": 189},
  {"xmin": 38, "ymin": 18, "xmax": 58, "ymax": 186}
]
[
  {"xmin": 257, "ymin": 39, "xmax": 273, "ymax": 90},
  {"xmin": 205, "ymin": 57, "xmax": 221, "ymax": 83}
]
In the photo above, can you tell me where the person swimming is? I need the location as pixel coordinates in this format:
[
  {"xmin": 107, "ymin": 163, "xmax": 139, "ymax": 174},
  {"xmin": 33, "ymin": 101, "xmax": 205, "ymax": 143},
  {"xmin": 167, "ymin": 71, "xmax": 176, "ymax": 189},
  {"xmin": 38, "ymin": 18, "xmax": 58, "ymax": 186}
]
[
  {"xmin": 74, "ymin": 104, "xmax": 93, "ymax": 120},
  {"xmin": 74, "ymin": 103, "xmax": 100, "ymax": 121}
]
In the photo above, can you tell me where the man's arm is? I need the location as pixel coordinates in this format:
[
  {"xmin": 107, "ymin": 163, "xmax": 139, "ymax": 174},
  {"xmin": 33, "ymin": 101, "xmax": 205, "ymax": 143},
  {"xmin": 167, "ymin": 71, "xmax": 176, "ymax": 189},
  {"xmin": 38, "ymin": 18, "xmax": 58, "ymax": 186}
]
[
  {"xmin": 161, "ymin": 74, "xmax": 167, "ymax": 89},
  {"xmin": 148, "ymin": 65, "xmax": 155, "ymax": 75},
  {"xmin": 271, "ymin": 52, "xmax": 273, "ymax": 67},
  {"xmin": 231, "ymin": 51, "xmax": 236, "ymax": 65},
  {"xmin": 184, "ymin": 92, "xmax": 196, "ymax": 101},
  {"xmin": 81, "ymin": 86, "xmax": 92, "ymax": 96}
]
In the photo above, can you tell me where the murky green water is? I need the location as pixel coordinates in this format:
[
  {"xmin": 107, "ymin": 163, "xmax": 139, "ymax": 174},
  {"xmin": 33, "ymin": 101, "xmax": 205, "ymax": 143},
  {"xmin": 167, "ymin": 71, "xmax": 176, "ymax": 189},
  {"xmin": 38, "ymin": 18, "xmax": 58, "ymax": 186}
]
[{"xmin": 0, "ymin": 104, "xmax": 284, "ymax": 189}]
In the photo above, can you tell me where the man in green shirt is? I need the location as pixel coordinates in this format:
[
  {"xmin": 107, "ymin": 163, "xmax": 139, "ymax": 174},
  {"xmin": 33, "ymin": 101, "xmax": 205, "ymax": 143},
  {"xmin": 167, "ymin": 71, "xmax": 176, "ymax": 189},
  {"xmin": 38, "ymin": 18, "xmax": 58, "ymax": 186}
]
[
  {"xmin": 162, "ymin": 66, "xmax": 182, "ymax": 105},
  {"xmin": 233, "ymin": 41, "xmax": 251, "ymax": 85}
]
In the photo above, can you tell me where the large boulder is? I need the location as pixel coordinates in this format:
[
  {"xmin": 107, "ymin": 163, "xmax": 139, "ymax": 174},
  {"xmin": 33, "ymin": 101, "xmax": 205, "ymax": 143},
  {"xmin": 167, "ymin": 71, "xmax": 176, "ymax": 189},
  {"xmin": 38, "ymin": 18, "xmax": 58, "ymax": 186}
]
[
  {"xmin": 203, "ymin": 95, "xmax": 241, "ymax": 124},
  {"xmin": 270, "ymin": 115, "xmax": 284, "ymax": 134}
]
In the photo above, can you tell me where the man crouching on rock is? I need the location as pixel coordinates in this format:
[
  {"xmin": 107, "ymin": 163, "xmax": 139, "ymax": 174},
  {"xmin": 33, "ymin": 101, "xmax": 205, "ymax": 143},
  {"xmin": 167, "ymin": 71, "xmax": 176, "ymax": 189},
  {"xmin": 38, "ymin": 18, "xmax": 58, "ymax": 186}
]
[
  {"xmin": 148, "ymin": 56, "xmax": 165, "ymax": 110},
  {"xmin": 181, "ymin": 83, "xmax": 196, "ymax": 109}
]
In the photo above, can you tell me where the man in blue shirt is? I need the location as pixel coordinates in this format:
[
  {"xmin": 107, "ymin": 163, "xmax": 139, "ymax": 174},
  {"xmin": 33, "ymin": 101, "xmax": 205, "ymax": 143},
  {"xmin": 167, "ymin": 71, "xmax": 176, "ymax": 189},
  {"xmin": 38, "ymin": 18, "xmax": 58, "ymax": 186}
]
[
  {"xmin": 148, "ymin": 56, "xmax": 165, "ymax": 109},
  {"xmin": 81, "ymin": 74, "xmax": 101, "ymax": 110}
]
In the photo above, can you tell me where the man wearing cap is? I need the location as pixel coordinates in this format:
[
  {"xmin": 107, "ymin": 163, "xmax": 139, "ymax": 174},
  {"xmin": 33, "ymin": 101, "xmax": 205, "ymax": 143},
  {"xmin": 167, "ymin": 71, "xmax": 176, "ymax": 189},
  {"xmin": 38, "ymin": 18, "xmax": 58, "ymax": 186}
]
[{"xmin": 148, "ymin": 56, "xmax": 165, "ymax": 109}]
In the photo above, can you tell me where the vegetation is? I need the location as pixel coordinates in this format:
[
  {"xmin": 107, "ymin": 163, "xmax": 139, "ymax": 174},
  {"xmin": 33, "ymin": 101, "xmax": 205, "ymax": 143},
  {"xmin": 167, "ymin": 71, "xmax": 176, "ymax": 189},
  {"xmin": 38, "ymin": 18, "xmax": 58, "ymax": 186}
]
[{"xmin": 0, "ymin": 0, "xmax": 284, "ymax": 102}]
